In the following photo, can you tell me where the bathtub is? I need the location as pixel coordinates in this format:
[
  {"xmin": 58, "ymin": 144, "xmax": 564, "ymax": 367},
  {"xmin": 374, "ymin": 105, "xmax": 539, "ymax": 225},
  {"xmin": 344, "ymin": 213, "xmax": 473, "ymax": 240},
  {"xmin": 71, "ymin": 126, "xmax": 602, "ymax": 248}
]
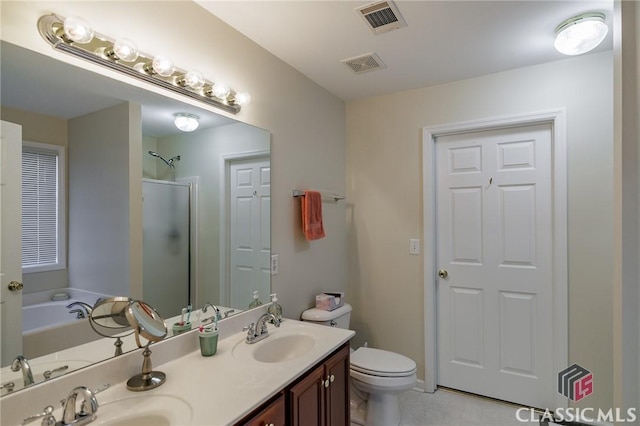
[{"xmin": 22, "ymin": 289, "xmax": 112, "ymax": 359}]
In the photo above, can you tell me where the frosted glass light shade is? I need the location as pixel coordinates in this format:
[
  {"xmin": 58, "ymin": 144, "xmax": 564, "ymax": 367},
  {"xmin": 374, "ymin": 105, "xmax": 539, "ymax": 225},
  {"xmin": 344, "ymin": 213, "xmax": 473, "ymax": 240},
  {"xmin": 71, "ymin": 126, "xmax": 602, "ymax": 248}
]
[
  {"xmin": 184, "ymin": 70, "xmax": 206, "ymax": 89},
  {"xmin": 113, "ymin": 38, "xmax": 139, "ymax": 62},
  {"xmin": 174, "ymin": 113, "xmax": 199, "ymax": 132},
  {"xmin": 63, "ymin": 16, "xmax": 94, "ymax": 43},
  {"xmin": 554, "ymin": 13, "xmax": 608, "ymax": 56},
  {"xmin": 235, "ymin": 92, "xmax": 252, "ymax": 106},
  {"xmin": 212, "ymin": 82, "xmax": 231, "ymax": 99},
  {"xmin": 152, "ymin": 55, "xmax": 175, "ymax": 77}
]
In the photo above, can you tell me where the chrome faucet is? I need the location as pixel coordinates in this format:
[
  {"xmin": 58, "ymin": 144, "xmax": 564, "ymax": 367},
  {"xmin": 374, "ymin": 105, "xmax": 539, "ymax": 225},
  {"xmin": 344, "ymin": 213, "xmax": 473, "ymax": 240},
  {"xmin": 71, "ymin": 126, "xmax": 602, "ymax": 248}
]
[
  {"xmin": 66, "ymin": 301, "xmax": 93, "ymax": 319},
  {"xmin": 244, "ymin": 313, "xmax": 281, "ymax": 344},
  {"xmin": 202, "ymin": 302, "xmax": 221, "ymax": 321},
  {"xmin": 11, "ymin": 355, "xmax": 34, "ymax": 386},
  {"xmin": 61, "ymin": 386, "xmax": 98, "ymax": 426}
]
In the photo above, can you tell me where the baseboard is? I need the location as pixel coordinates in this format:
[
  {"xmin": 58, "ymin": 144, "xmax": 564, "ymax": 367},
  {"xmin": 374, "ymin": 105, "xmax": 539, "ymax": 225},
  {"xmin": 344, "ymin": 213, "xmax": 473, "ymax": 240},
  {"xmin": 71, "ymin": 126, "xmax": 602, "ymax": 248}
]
[{"xmin": 412, "ymin": 378, "xmax": 428, "ymax": 393}]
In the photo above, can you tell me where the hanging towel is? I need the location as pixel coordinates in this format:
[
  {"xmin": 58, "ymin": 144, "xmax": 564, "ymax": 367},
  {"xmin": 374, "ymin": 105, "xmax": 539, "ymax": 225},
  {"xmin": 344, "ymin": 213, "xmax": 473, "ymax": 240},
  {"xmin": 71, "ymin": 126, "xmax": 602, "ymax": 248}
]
[{"xmin": 301, "ymin": 190, "xmax": 325, "ymax": 240}]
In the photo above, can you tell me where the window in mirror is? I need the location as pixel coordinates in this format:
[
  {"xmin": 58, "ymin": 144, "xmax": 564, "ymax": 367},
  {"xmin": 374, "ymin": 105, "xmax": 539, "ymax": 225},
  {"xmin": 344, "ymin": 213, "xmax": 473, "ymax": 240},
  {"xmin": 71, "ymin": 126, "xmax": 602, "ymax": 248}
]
[{"xmin": 21, "ymin": 141, "xmax": 66, "ymax": 272}]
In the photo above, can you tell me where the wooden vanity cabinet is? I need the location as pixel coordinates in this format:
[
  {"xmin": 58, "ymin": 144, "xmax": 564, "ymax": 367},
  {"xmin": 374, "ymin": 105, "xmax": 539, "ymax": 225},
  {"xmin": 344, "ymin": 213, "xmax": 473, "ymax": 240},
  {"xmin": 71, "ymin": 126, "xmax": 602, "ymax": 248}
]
[
  {"xmin": 237, "ymin": 343, "xmax": 350, "ymax": 426},
  {"xmin": 243, "ymin": 392, "xmax": 286, "ymax": 426},
  {"xmin": 289, "ymin": 344, "xmax": 350, "ymax": 426}
]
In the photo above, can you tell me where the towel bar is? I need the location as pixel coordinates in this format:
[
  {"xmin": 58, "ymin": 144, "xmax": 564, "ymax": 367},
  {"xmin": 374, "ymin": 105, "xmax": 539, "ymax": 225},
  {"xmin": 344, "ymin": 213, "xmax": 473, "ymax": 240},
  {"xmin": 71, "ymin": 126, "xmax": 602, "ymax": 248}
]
[{"xmin": 292, "ymin": 189, "xmax": 344, "ymax": 202}]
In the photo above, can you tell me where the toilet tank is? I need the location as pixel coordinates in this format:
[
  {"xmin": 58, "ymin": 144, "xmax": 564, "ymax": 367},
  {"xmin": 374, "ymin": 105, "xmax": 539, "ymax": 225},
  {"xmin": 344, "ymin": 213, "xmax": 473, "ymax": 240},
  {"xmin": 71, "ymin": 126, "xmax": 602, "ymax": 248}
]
[{"xmin": 301, "ymin": 303, "xmax": 352, "ymax": 329}]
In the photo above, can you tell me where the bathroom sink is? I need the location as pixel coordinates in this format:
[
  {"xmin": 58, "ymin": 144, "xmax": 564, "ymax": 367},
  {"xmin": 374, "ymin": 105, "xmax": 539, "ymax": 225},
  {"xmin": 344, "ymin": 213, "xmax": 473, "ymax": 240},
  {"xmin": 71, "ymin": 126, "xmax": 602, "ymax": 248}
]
[
  {"xmin": 94, "ymin": 394, "xmax": 193, "ymax": 426},
  {"xmin": 232, "ymin": 328, "xmax": 316, "ymax": 363},
  {"xmin": 253, "ymin": 334, "xmax": 315, "ymax": 363}
]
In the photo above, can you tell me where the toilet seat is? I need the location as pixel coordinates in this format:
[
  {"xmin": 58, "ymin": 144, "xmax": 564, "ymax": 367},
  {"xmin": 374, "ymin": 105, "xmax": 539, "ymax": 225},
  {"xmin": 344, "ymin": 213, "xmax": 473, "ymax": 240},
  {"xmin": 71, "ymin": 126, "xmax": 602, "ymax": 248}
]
[{"xmin": 350, "ymin": 347, "xmax": 416, "ymax": 378}]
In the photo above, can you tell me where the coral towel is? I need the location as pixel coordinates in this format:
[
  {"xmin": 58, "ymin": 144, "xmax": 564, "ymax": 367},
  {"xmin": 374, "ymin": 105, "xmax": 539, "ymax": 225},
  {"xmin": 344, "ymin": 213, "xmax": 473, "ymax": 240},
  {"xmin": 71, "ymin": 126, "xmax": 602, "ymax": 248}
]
[{"xmin": 301, "ymin": 191, "xmax": 325, "ymax": 240}]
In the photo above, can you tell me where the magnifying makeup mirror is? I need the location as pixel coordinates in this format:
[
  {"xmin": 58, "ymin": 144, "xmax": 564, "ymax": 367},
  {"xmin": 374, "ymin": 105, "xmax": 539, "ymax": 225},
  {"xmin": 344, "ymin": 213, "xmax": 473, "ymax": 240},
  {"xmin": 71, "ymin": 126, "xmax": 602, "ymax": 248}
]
[
  {"xmin": 89, "ymin": 297, "xmax": 134, "ymax": 356},
  {"xmin": 124, "ymin": 300, "xmax": 168, "ymax": 391}
]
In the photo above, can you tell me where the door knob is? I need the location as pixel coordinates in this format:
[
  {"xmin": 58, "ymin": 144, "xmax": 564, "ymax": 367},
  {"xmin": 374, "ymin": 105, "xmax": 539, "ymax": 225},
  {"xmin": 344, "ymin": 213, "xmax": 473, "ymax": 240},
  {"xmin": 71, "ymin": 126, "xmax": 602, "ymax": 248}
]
[
  {"xmin": 8, "ymin": 281, "xmax": 23, "ymax": 291},
  {"xmin": 438, "ymin": 269, "xmax": 448, "ymax": 279}
]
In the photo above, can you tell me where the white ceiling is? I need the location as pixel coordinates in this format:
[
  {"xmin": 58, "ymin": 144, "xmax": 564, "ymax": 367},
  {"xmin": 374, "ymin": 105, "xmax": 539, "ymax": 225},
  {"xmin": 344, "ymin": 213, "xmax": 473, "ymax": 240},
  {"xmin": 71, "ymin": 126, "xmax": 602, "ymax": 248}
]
[{"xmin": 197, "ymin": 0, "xmax": 614, "ymax": 101}]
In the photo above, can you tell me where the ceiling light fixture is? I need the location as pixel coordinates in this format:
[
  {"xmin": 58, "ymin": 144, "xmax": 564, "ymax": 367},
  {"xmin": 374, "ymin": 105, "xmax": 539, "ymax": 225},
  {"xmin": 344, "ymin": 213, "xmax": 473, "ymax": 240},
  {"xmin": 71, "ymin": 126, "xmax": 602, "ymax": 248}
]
[
  {"xmin": 37, "ymin": 13, "xmax": 250, "ymax": 115},
  {"xmin": 174, "ymin": 113, "xmax": 200, "ymax": 132},
  {"xmin": 554, "ymin": 12, "xmax": 608, "ymax": 56}
]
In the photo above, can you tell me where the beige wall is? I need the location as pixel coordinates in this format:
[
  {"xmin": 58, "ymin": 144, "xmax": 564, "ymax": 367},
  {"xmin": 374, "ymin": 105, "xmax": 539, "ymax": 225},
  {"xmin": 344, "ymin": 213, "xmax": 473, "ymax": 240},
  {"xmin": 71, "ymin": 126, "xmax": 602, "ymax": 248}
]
[
  {"xmin": 346, "ymin": 51, "xmax": 614, "ymax": 410},
  {"xmin": 1, "ymin": 1, "xmax": 347, "ymax": 317}
]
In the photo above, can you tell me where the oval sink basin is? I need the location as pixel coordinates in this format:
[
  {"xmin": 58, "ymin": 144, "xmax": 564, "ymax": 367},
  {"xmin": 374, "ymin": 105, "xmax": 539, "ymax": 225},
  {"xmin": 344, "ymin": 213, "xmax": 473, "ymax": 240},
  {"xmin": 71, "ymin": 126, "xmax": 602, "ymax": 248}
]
[
  {"xmin": 95, "ymin": 394, "xmax": 193, "ymax": 426},
  {"xmin": 253, "ymin": 334, "xmax": 315, "ymax": 363},
  {"xmin": 232, "ymin": 329, "xmax": 317, "ymax": 363}
]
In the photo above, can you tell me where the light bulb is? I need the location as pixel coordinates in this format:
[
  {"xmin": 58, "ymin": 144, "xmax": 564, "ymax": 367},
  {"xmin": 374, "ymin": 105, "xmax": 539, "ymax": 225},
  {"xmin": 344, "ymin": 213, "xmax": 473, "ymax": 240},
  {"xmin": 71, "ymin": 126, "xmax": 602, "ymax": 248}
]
[
  {"xmin": 174, "ymin": 113, "xmax": 199, "ymax": 132},
  {"xmin": 63, "ymin": 16, "xmax": 94, "ymax": 43},
  {"xmin": 152, "ymin": 55, "xmax": 175, "ymax": 77},
  {"xmin": 184, "ymin": 70, "xmax": 206, "ymax": 89},
  {"xmin": 235, "ymin": 92, "xmax": 252, "ymax": 106},
  {"xmin": 554, "ymin": 13, "xmax": 608, "ymax": 56},
  {"xmin": 112, "ymin": 38, "xmax": 139, "ymax": 62},
  {"xmin": 212, "ymin": 82, "xmax": 231, "ymax": 99}
]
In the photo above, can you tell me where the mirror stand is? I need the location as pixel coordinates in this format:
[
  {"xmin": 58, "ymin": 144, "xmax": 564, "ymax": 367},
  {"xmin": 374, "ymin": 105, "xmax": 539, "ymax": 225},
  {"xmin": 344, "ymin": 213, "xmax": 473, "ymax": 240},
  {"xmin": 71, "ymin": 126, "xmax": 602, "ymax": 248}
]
[{"xmin": 126, "ymin": 341, "xmax": 165, "ymax": 391}]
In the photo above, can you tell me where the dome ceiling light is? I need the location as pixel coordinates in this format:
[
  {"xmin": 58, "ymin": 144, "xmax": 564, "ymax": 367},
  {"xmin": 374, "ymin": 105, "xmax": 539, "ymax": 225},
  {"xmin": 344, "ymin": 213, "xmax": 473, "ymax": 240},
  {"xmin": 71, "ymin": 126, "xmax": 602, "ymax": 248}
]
[{"xmin": 554, "ymin": 12, "xmax": 608, "ymax": 56}]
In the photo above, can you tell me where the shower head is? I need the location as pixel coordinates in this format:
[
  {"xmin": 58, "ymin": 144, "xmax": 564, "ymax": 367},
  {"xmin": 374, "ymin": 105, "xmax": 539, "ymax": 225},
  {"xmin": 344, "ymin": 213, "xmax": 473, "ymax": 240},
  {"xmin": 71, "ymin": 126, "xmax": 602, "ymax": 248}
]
[{"xmin": 148, "ymin": 151, "xmax": 179, "ymax": 168}]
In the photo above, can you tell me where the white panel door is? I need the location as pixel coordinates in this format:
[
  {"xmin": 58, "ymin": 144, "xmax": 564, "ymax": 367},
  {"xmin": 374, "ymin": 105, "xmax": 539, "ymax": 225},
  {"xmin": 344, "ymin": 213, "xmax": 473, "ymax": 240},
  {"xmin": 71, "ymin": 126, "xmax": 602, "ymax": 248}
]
[
  {"xmin": 436, "ymin": 123, "xmax": 554, "ymax": 409},
  {"xmin": 0, "ymin": 120, "xmax": 23, "ymax": 367},
  {"xmin": 229, "ymin": 158, "xmax": 270, "ymax": 309}
]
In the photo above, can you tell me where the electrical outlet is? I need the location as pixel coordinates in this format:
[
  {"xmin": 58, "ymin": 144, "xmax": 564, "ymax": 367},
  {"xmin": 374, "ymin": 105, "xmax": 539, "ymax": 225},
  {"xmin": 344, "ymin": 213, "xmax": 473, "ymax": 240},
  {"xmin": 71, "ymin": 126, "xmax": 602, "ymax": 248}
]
[
  {"xmin": 271, "ymin": 254, "xmax": 279, "ymax": 275},
  {"xmin": 409, "ymin": 239, "xmax": 421, "ymax": 255}
]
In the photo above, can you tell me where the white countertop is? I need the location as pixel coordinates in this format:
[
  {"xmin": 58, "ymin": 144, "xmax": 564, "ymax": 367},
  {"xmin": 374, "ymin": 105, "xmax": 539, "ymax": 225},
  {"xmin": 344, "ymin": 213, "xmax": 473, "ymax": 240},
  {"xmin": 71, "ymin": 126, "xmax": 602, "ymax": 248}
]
[{"xmin": 1, "ymin": 315, "xmax": 354, "ymax": 426}]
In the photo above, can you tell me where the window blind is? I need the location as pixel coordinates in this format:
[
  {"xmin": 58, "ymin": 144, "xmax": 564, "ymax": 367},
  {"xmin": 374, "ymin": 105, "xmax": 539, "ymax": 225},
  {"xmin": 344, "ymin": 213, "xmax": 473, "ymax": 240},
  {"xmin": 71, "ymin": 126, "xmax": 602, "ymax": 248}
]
[{"xmin": 22, "ymin": 149, "xmax": 59, "ymax": 268}]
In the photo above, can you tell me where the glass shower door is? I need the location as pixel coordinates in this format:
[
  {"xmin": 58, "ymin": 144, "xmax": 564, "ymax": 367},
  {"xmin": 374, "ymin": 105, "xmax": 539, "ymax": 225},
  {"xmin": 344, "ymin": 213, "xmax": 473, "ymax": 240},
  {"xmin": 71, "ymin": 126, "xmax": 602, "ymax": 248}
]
[{"xmin": 142, "ymin": 180, "xmax": 190, "ymax": 318}]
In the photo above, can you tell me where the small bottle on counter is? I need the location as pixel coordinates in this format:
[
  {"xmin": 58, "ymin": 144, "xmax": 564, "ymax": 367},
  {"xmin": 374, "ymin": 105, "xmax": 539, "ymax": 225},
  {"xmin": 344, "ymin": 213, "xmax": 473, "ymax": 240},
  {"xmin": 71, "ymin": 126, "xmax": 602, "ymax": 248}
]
[{"xmin": 267, "ymin": 293, "xmax": 283, "ymax": 322}]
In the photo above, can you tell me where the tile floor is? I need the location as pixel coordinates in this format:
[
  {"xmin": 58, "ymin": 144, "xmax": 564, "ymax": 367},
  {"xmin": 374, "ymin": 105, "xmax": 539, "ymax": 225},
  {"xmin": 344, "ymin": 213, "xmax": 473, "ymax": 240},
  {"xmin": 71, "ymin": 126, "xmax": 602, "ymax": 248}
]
[{"xmin": 398, "ymin": 387, "xmax": 536, "ymax": 426}]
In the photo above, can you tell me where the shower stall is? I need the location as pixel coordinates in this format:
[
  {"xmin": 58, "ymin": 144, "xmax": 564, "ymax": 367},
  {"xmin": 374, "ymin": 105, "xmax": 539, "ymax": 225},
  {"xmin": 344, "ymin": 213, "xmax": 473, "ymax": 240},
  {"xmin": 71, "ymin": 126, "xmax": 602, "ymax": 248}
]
[{"xmin": 142, "ymin": 179, "xmax": 191, "ymax": 318}]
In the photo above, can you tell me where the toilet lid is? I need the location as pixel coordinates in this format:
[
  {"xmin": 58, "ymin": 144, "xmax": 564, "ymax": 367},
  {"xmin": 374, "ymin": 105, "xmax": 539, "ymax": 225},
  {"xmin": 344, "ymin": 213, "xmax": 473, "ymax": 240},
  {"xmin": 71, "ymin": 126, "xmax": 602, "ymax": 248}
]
[{"xmin": 350, "ymin": 347, "xmax": 416, "ymax": 378}]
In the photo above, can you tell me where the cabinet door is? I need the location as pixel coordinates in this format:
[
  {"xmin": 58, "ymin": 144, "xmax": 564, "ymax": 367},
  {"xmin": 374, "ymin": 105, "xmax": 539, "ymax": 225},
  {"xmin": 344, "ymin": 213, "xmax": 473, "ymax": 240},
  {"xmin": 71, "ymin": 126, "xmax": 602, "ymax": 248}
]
[
  {"xmin": 244, "ymin": 393, "xmax": 285, "ymax": 426},
  {"xmin": 289, "ymin": 364, "xmax": 326, "ymax": 426},
  {"xmin": 325, "ymin": 345, "xmax": 350, "ymax": 426}
]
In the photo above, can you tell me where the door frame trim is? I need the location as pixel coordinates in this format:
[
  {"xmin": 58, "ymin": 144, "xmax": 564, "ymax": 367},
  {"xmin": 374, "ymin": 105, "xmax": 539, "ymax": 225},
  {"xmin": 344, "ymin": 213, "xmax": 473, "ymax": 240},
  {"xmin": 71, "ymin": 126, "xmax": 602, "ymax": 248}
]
[{"xmin": 422, "ymin": 109, "xmax": 568, "ymax": 409}]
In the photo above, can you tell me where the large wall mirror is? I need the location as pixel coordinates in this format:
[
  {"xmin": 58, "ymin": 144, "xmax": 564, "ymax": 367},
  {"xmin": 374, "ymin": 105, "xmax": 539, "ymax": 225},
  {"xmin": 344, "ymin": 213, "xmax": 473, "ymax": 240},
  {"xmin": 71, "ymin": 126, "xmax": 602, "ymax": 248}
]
[{"xmin": 0, "ymin": 41, "xmax": 271, "ymax": 393}]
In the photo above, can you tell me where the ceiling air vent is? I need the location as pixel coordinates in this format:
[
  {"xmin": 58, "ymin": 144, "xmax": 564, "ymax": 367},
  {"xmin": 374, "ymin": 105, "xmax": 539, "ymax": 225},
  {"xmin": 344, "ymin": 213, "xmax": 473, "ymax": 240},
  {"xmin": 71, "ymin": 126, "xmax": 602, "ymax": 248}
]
[
  {"xmin": 342, "ymin": 53, "xmax": 386, "ymax": 75},
  {"xmin": 356, "ymin": 1, "xmax": 407, "ymax": 35}
]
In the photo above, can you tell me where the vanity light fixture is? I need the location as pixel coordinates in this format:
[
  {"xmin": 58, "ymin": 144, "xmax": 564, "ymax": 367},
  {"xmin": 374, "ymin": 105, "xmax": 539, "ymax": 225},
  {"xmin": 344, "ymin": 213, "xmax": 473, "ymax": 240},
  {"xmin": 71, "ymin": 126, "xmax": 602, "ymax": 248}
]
[
  {"xmin": 174, "ymin": 113, "xmax": 200, "ymax": 132},
  {"xmin": 37, "ymin": 13, "xmax": 250, "ymax": 115},
  {"xmin": 554, "ymin": 12, "xmax": 608, "ymax": 56}
]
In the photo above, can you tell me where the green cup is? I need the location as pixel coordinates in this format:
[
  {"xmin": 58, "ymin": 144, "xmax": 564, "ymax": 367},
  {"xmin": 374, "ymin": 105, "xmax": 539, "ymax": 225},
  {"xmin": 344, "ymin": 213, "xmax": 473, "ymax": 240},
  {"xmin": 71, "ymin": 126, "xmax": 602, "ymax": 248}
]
[
  {"xmin": 199, "ymin": 328, "xmax": 219, "ymax": 357},
  {"xmin": 172, "ymin": 321, "xmax": 192, "ymax": 335}
]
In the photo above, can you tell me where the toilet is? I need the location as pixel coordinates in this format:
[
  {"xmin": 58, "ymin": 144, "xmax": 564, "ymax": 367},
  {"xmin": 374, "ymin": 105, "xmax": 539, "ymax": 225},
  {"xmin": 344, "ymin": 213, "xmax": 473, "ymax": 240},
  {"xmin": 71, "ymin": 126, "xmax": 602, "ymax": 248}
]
[{"xmin": 302, "ymin": 303, "xmax": 416, "ymax": 426}]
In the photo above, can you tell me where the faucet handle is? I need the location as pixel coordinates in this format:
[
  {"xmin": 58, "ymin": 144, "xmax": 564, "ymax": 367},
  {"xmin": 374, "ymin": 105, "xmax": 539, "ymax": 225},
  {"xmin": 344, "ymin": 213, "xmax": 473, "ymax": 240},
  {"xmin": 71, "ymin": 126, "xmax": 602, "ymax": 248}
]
[
  {"xmin": 21, "ymin": 405, "xmax": 55, "ymax": 426},
  {"xmin": 243, "ymin": 322, "xmax": 256, "ymax": 339}
]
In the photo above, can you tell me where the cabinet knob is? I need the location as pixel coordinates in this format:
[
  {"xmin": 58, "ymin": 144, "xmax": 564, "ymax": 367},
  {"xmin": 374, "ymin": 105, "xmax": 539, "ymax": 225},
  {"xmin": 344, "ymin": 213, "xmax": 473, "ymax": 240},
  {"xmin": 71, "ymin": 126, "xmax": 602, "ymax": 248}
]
[
  {"xmin": 324, "ymin": 379, "xmax": 330, "ymax": 388},
  {"xmin": 329, "ymin": 374, "xmax": 335, "ymax": 383}
]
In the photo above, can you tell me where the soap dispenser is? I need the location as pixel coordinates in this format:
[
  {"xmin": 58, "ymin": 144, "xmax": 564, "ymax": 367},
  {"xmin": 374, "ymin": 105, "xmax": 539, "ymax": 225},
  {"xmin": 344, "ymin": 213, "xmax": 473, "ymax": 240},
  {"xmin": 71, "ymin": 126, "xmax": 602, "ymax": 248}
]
[
  {"xmin": 248, "ymin": 291, "xmax": 263, "ymax": 309},
  {"xmin": 267, "ymin": 293, "xmax": 283, "ymax": 322}
]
